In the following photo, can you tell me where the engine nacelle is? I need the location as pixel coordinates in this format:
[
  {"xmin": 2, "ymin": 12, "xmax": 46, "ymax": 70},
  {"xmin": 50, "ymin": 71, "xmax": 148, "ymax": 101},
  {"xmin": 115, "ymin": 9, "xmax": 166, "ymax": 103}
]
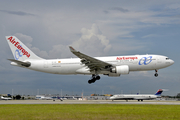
[{"xmin": 111, "ymin": 65, "xmax": 129, "ymax": 74}]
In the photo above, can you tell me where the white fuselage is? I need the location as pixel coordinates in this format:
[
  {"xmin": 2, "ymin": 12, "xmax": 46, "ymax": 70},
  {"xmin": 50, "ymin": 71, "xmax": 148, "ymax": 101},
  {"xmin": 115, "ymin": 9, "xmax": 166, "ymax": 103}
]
[
  {"xmin": 110, "ymin": 94, "xmax": 160, "ymax": 100},
  {"xmin": 12, "ymin": 54, "xmax": 174, "ymax": 75},
  {"xmin": 1, "ymin": 96, "xmax": 12, "ymax": 100}
]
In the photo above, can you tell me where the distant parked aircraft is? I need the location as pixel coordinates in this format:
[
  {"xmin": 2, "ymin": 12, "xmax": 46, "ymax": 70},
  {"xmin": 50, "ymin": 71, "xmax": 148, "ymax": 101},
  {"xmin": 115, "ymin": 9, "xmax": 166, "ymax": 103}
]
[
  {"xmin": 1, "ymin": 96, "xmax": 12, "ymax": 100},
  {"xmin": 110, "ymin": 89, "xmax": 163, "ymax": 102},
  {"xmin": 35, "ymin": 95, "xmax": 53, "ymax": 100}
]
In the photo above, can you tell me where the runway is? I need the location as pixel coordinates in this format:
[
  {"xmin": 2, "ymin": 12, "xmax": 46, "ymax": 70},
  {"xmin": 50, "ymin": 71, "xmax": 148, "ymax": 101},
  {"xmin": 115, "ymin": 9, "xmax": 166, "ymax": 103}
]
[{"xmin": 0, "ymin": 100, "xmax": 180, "ymax": 105}]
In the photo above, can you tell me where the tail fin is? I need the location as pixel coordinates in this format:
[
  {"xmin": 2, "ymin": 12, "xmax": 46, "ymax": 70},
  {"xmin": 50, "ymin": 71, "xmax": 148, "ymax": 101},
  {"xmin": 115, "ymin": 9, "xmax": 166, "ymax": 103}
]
[
  {"xmin": 155, "ymin": 89, "xmax": 163, "ymax": 96},
  {"xmin": 6, "ymin": 36, "xmax": 43, "ymax": 61}
]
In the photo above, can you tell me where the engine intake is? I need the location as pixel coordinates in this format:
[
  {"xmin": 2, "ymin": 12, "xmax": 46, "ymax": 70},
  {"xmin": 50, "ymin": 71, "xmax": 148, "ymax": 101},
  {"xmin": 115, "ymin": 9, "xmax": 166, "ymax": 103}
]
[{"xmin": 111, "ymin": 65, "xmax": 129, "ymax": 74}]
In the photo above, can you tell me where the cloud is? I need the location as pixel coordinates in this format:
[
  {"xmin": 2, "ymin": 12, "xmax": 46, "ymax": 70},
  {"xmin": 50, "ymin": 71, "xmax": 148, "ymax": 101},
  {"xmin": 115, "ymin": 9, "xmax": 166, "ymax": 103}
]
[
  {"xmin": 14, "ymin": 33, "xmax": 33, "ymax": 48},
  {"xmin": 171, "ymin": 15, "xmax": 180, "ymax": 18},
  {"xmin": 14, "ymin": 33, "xmax": 49, "ymax": 58},
  {"xmin": 13, "ymin": 25, "xmax": 112, "ymax": 59},
  {"xmin": 0, "ymin": 65, "xmax": 6, "ymax": 72},
  {"xmin": 0, "ymin": 10, "xmax": 36, "ymax": 16},
  {"xmin": 104, "ymin": 7, "xmax": 129, "ymax": 14},
  {"xmin": 142, "ymin": 34, "xmax": 157, "ymax": 38},
  {"xmin": 49, "ymin": 44, "xmax": 71, "ymax": 58},
  {"xmin": 103, "ymin": 10, "xmax": 109, "ymax": 14},
  {"xmin": 71, "ymin": 24, "xmax": 112, "ymax": 56},
  {"xmin": 165, "ymin": 4, "xmax": 180, "ymax": 10},
  {"xmin": 110, "ymin": 7, "xmax": 129, "ymax": 13}
]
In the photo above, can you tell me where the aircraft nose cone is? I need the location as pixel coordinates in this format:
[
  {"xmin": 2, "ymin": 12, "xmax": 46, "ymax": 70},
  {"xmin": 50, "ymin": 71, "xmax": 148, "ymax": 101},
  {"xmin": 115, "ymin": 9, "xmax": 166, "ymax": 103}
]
[{"xmin": 171, "ymin": 59, "xmax": 174, "ymax": 65}]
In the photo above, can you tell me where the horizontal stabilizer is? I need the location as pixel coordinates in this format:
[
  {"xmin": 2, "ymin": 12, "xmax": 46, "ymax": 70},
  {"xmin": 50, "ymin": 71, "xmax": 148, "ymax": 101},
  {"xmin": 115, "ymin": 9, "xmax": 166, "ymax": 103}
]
[{"xmin": 8, "ymin": 59, "xmax": 31, "ymax": 67}]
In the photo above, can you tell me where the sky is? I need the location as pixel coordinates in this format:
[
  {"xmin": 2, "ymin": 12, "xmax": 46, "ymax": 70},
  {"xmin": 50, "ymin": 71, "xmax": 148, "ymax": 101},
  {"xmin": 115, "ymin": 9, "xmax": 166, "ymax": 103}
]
[{"xmin": 0, "ymin": 0, "xmax": 180, "ymax": 96}]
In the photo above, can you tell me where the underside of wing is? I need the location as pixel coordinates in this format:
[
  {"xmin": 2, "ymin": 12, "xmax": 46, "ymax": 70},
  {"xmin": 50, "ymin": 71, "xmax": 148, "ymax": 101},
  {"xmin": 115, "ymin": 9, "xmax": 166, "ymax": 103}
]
[
  {"xmin": 8, "ymin": 59, "xmax": 31, "ymax": 67},
  {"xmin": 69, "ymin": 46, "xmax": 112, "ymax": 72}
]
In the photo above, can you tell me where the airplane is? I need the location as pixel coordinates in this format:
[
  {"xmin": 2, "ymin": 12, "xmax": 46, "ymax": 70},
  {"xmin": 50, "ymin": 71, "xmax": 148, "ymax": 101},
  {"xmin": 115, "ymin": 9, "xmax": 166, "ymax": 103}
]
[
  {"xmin": 0, "ymin": 96, "xmax": 12, "ymax": 100},
  {"xmin": 64, "ymin": 96, "xmax": 78, "ymax": 100},
  {"xmin": 57, "ymin": 97, "xmax": 67, "ymax": 101},
  {"xmin": 35, "ymin": 95, "xmax": 53, "ymax": 100},
  {"xmin": 110, "ymin": 89, "xmax": 163, "ymax": 102},
  {"xmin": 5, "ymin": 36, "xmax": 174, "ymax": 84}
]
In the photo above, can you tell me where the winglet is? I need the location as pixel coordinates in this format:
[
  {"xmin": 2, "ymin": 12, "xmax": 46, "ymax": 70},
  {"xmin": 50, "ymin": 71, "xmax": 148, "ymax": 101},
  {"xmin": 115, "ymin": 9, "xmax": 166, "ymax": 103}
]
[{"xmin": 69, "ymin": 46, "xmax": 78, "ymax": 53}]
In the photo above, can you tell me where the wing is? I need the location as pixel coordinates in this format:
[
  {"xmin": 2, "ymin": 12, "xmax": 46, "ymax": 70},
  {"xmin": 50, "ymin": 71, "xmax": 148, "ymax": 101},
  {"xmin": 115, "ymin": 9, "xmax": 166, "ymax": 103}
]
[{"xmin": 69, "ymin": 46, "xmax": 112, "ymax": 72}]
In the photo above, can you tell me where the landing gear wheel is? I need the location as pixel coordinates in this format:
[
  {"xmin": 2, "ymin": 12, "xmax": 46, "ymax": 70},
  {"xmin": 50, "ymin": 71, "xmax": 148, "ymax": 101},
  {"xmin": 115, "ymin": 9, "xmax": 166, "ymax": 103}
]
[
  {"xmin": 91, "ymin": 78, "xmax": 96, "ymax": 83},
  {"xmin": 96, "ymin": 76, "xmax": 100, "ymax": 80},
  {"xmin": 88, "ymin": 80, "xmax": 92, "ymax": 84},
  {"xmin": 88, "ymin": 74, "xmax": 101, "ymax": 84},
  {"xmin": 154, "ymin": 73, "xmax": 158, "ymax": 77},
  {"xmin": 154, "ymin": 69, "xmax": 158, "ymax": 77}
]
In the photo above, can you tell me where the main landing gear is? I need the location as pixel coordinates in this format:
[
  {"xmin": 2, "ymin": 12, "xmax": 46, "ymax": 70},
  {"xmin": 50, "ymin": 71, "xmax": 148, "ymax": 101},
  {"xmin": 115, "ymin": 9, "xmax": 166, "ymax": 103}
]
[
  {"xmin": 154, "ymin": 69, "xmax": 158, "ymax": 77},
  {"xmin": 88, "ymin": 74, "xmax": 100, "ymax": 84}
]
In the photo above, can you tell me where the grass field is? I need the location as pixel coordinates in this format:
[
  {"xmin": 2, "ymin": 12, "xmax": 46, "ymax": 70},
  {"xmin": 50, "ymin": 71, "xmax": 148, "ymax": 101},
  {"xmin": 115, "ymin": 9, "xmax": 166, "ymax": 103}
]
[{"xmin": 0, "ymin": 104, "xmax": 180, "ymax": 120}]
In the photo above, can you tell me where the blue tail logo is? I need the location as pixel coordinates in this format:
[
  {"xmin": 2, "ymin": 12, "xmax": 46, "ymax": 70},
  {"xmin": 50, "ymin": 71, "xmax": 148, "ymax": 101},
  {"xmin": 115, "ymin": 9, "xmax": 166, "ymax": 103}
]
[
  {"xmin": 155, "ymin": 89, "xmax": 163, "ymax": 95},
  {"xmin": 14, "ymin": 47, "xmax": 23, "ymax": 60}
]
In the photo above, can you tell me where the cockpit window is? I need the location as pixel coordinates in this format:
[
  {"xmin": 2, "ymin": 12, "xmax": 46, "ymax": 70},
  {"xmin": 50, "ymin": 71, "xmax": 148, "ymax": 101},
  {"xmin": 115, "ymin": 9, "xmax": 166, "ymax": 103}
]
[{"xmin": 166, "ymin": 58, "xmax": 169, "ymax": 60}]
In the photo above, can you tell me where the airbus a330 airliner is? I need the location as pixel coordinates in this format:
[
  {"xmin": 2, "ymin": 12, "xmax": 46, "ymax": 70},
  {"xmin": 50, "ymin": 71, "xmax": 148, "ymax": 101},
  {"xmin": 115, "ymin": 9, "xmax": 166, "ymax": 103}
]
[{"xmin": 6, "ymin": 36, "xmax": 174, "ymax": 84}]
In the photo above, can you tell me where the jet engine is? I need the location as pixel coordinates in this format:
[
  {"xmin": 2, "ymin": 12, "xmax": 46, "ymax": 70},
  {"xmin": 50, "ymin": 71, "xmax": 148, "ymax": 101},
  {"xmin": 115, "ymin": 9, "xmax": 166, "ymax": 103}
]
[{"xmin": 111, "ymin": 65, "xmax": 129, "ymax": 74}]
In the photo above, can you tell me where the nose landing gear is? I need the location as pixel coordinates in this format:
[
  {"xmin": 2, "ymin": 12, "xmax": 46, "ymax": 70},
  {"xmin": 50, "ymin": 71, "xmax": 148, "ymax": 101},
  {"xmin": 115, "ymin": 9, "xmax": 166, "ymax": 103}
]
[
  {"xmin": 88, "ymin": 74, "xmax": 100, "ymax": 84},
  {"xmin": 154, "ymin": 69, "xmax": 158, "ymax": 77}
]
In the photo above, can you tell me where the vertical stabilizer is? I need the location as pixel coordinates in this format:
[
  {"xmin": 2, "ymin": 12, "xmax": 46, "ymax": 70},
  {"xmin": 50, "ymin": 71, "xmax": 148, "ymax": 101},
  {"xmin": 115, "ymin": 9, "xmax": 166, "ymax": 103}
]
[
  {"xmin": 6, "ymin": 36, "xmax": 43, "ymax": 61},
  {"xmin": 155, "ymin": 89, "xmax": 163, "ymax": 96}
]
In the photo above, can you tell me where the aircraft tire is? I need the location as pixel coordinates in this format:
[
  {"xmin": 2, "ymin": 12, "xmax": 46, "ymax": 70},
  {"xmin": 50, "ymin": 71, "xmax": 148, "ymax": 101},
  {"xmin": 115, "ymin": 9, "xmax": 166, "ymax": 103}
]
[
  {"xmin": 88, "ymin": 79, "xmax": 96, "ymax": 84},
  {"xmin": 154, "ymin": 73, "xmax": 158, "ymax": 77},
  {"xmin": 96, "ymin": 76, "xmax": 100, "ymax": 80},
  {"xmin": 92, "ymin": 78, "xmax": 96, "ymax": 83},
  {"xmin": 88, "ymin": 80, "xmax": 92, "ymax": 84}
]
